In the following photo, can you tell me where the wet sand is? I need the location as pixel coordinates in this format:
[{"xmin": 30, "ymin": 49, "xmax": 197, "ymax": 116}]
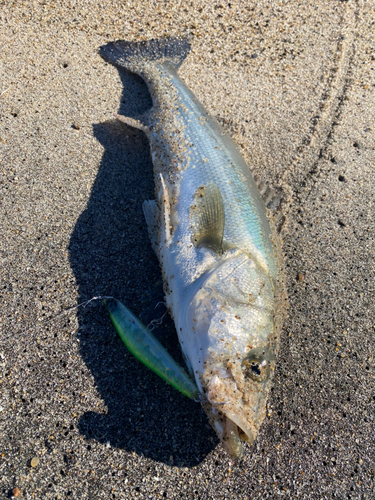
[{"xmin": 1, "ymin": 1, "xmax": 374, "ymax": 498}]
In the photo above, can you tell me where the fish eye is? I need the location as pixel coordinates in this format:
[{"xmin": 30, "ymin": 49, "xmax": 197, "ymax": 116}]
[{"xmin": 242, "ymin": 352, "xmax": 270, "ymax": 383}]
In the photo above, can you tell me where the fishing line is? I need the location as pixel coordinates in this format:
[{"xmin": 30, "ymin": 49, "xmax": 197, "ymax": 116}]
[
  {"xmin": 43, "ymin": 297, "xmax": 231, "ymax": 406},
  {"xmin": 47, "ymin": 295, "xmax": 115, "ymax": 322}
]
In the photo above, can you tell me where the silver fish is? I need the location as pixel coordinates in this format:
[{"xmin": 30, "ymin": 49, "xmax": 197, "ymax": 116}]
[{"xmin": 99, "ymin": 38, "xmax": 287, "ymax": 458}]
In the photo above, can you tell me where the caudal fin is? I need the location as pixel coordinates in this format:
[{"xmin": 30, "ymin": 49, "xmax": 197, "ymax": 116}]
[{"xmin": 99, "ymin": 37, "xmax": 190, "ymax": 74}]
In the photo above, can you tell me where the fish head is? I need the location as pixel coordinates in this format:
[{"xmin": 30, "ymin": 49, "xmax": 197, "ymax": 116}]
[
  {"xmin": 180, "ymin": 251, "xmax": 278, "ymax": 458},
  {"xmin": 202, "ymin": 344, "xmax": 276, "ymax": 458}
]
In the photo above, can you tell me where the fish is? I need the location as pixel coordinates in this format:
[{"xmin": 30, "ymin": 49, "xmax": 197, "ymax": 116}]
[{"xmin": 99, "ymin": 37, "xmax": 288, "ymax": 458}]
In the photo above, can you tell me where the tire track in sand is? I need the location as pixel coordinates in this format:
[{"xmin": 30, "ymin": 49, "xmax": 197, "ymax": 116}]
[{"xmin": 280, "ymin": 0, "xmax": 358, "ymax": 214}]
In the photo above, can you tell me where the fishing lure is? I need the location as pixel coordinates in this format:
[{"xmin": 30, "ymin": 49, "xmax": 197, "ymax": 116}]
[{"xmin": 104, "ymin": 298, "xmax": 199, "ymax": 401}]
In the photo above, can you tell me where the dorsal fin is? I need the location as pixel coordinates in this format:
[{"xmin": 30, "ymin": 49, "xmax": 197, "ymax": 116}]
[
  {"xmin": 253, "ymin": 174, "xmax": 285, "ymax": 232},
  {"xmin": 190, "ymin": 182, "xmax": 225, "ymax": 254}
]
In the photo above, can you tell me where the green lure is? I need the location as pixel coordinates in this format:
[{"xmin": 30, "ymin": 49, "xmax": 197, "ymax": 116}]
[{"xmin": 103, "ymin": 298, "xmax": 200, "ymax": 400}]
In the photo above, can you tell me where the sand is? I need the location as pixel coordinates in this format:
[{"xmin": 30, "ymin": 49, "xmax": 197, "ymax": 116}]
[{"xmin": 0, "ymin": 0, "xmax": 374, "ymax": 498}]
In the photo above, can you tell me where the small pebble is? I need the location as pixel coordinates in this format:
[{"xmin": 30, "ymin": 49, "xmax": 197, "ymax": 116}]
[
  {"xmin": 297, "ymin": 273, "xmax": 304, "ymax": 282},
  {"xmin": 12, "ymin": 487, "xmax": 22, "ymax": 497},
  {"xmin": 72, "ymin": 122, "xmax": 81, "ymax": 130},
  {"xmin": 30, "ymin": 457, "xmax": 39, "ymax": 467}
]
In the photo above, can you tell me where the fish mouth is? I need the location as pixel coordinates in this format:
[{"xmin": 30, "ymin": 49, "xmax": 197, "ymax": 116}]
[
  {"xmin": 205, "ymin": 374, "xmax": 258, "ymax": 458},
  {"xmin": 206, "ymin": 403, "xmax": 255, "ymax": 459},
  {"xmin": 224, "ymin": 416, "xmax": 253, "ymax": 459}
]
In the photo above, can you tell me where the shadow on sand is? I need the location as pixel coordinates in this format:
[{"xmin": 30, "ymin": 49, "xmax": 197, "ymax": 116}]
[{"xmin": 68, "ymin": 67, "xmax": 217, "ymax": 466}]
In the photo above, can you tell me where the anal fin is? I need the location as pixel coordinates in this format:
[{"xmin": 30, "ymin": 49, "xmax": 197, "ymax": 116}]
[{"xmin": 159, "ymin": 173, "xmax": 172, "ymax": 248}]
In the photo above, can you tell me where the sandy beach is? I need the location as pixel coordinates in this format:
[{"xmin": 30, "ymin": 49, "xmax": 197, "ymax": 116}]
[{"xmin": 0, "ymin": 0, "xmax": 374, "ymax": 498}]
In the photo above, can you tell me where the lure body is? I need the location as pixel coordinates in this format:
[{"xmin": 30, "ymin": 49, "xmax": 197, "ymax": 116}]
[
  {"xmin": 104, "ymin": 298, "xmax": 199, "ymax": 400},
  {"xmin": 100, "ymin": 38, "xmax": 287, "ymax": 457}
]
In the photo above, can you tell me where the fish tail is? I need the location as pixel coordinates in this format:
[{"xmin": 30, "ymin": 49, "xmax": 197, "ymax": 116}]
[{"xmin": 99, "ymin": 37, "xmax": 190, "ymax": 75}]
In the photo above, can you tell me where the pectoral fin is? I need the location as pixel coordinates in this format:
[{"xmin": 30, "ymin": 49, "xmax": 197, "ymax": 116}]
[{"xmin": 190, "ymin": 182, "xmax": 225, "ymax": 254}]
